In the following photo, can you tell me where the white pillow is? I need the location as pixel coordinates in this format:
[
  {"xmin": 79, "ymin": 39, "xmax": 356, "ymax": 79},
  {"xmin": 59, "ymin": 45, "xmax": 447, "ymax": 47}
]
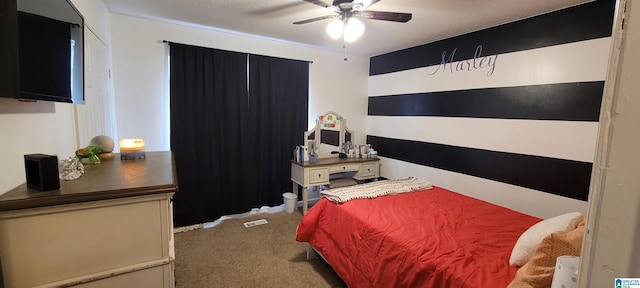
[{"xmin": 509, "ymin": 212, "xmax": 583, "ymax": 267}]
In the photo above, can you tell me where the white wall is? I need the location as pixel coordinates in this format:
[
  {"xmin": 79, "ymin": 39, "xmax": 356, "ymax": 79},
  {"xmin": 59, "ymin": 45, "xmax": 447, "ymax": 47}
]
[
  {"xmin": 109, "ymin": 15, "xmax": 370, "ymax": 152},
  {"xmin": 0, "ymin": 101, "xmax": 75, "ymax": 193},
  {"xmin": 71, "ymin": 0, "xmax": 112, "ymax": 45},
  {"xmin": 0, "ymin": 0, "xmax": 112, "ymax": 195}
]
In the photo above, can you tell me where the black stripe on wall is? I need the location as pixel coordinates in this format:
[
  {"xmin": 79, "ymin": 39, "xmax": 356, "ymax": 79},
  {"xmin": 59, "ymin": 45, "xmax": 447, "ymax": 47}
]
[
  {"xmin": 368, "ymin": 81, "xmax": 604, "ymax": 121},
  {"xmin": 367, "ymin": 135, "xmax": 592, "ymax": 201},
  {"xmin": 370, "ymin": 0, "xmax": 615, "ymax": 76}
]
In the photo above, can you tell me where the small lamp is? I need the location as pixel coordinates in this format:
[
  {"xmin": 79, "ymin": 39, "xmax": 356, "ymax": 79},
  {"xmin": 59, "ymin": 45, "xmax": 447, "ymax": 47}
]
[{"xmin": 119, "ymin": 138, "xmax": 145, "ymax": 160}]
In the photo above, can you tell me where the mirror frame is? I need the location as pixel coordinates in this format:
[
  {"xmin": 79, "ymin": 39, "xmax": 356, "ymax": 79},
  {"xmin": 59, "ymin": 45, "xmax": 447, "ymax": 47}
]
[{"xmin": 304, "ymin": 111, "xmax": 353, "ymax": 157}]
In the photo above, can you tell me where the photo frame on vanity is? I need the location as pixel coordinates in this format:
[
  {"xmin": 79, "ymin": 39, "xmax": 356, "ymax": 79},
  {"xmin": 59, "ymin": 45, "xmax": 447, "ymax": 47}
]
[{"xmin": 307, "ymin": 140, "xmax": 317, "ymax": 156}]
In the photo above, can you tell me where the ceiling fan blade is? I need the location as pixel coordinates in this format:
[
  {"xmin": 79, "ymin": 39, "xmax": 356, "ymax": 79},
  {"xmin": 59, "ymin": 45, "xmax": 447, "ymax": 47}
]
[
  {"xmin": 293, "ymin": 14, "xmax": 339, "ymax": 25},
  {"xmin": 355, "ymin": 10, "xmax": 412, "ymax": 23},
  {"xmin": 303, "ymin": 0, "xmax": 340, "ymax": 13}
]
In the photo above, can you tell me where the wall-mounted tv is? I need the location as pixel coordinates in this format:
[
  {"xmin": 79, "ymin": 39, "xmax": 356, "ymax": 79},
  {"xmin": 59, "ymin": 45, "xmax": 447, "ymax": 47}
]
[{"xmin": 0, "ymin": 0, "xmax": 84, "ymax": 104}]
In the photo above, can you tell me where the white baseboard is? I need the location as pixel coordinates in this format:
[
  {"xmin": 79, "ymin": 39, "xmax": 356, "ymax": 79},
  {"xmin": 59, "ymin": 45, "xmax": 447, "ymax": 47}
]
[
  {"xmin": 174, "ymin": 224, "xmax": 204, "ymax": 233},
  {"xmin": 174, "ymin": 197, "xmax": 324, "ymax": 233}
]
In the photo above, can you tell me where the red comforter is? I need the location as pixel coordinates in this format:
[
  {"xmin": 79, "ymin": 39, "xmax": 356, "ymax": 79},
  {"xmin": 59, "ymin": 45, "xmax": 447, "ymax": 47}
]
[{"xmin": 296, "ymin": 186, "xmax": 541, "ymax": 288}]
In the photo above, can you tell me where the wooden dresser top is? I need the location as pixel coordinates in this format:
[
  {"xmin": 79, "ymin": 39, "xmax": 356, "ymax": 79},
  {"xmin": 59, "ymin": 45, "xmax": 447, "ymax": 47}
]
[{"xmin": 0, "ymin": 151, "xmax": 177, "ymax": 212}]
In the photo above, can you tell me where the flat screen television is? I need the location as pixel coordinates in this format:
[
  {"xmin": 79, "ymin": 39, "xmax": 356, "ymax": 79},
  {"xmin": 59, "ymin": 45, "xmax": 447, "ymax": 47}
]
[{"xmin": 0, "ymin": 0, "xmax": 84, "ymax": 104}]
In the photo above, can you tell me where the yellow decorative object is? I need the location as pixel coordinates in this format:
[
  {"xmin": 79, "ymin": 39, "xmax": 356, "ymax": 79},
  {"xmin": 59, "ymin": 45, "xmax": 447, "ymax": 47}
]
[{"xmin": 75, "ymin": 146, "xmax": 102, "ymax": 164}]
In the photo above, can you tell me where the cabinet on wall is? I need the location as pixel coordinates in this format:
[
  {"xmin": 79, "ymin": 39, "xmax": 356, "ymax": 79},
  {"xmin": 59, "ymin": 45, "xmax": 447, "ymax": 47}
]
[{"xmin": 0, "ymin": 151, "xmax": 177, "ymax": 288}]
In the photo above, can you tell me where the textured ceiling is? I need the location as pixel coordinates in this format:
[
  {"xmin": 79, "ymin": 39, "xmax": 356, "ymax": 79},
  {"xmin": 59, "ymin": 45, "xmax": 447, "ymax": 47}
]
[{"xmin": 102, "ymin": 0, "xmax": 592, "ymax": 57}]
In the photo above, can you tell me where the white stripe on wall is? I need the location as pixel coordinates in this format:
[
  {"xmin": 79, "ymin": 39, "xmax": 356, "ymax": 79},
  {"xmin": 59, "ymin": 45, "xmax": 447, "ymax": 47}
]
[
  {"xmin": 379, "ymin": 157, "xmax": 588, "ymax": 218},
  {"xmin": 368, "ymin": 37, "xmax": 611, "ymax": 96},
  {"xmin": 366, "ymin": 116, "xmax": 598, "ymax": 162}
]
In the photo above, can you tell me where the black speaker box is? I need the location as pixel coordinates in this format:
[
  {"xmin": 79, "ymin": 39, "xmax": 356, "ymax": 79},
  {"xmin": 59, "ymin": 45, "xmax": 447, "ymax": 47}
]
[{"xmin": 24, "ymin": 154, "xmax": 60, "ymax": 191}]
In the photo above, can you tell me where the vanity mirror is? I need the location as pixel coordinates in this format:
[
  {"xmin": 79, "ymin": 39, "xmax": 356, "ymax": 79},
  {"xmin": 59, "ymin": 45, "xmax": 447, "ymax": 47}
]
[{"xmin": 304, "ymin": 111, "xmax": 353, "ymax": 157}]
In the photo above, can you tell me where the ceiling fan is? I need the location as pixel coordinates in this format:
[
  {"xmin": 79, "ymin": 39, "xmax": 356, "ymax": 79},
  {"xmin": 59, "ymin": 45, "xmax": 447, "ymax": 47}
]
[{"xmin": 294, "ymin": 0, "xmax": 412, "ymax": 42}]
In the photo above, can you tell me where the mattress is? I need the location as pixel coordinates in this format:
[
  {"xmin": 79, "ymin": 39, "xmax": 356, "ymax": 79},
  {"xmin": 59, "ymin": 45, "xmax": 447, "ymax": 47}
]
[{"xmin": 296, "ymin": 186, "xmax": 541, "ymax": 288}]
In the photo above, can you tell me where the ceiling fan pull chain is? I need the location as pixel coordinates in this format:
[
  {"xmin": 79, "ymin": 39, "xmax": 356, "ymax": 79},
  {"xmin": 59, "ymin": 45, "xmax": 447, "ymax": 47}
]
[{"xmin": 343, "ymin": 41, "xmax": 348, "ymax": 61}]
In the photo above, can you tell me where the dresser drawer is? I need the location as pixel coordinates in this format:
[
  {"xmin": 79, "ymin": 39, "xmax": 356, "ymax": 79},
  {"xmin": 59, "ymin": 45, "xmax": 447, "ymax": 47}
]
[
  {"xmin": 74, "ymin": 264, "xmax": 172, "ymax": 288},
  {"xmin": 0, "ymin": 195, "xmax": 172, "ymax": 288},
  {"xmin": 309, "ymin": 168, "xmax": 329, "ymax": 184},
  {"xmin": 355, "ymin": 163, "xmax": 378, "ymax": 179},
  {"xmin": 329, "ymin": 164, "xmax": 359, "ymax": 173}
]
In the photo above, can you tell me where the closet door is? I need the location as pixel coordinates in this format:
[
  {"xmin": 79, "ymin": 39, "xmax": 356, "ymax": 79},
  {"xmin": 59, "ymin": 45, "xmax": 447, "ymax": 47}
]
[{"xmin": 74, "ymin": 27, "xmax": 117, "ymax": 148}]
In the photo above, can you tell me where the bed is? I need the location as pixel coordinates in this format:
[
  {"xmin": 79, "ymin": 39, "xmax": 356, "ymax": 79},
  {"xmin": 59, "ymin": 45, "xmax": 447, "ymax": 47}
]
[{"xmin": 295, "ymin": 178, "xmax": 544, "ymax": 287}]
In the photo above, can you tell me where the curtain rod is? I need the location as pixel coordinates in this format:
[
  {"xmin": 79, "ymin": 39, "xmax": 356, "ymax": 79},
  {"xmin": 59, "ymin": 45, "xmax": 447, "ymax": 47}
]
[{"xmin": 161, "ymin": 40, "xmax": 313, "ymax": 64}]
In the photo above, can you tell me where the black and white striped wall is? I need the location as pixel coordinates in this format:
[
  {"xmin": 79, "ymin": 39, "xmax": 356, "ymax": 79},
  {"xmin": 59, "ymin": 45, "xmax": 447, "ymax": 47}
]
[{"xmin": 366, "ymin": 0, "xmax": 615, "ymax": 218}]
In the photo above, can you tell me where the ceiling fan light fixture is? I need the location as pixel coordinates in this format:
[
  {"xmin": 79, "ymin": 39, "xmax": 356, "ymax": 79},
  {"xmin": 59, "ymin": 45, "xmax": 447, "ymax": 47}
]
[
  {"xmin": 343, "ymin": 17, "xmax": 364, "ymax": 42},
  {"xmin": 326, "ymin": 19, "xmax": 344, "ymax": 40}
]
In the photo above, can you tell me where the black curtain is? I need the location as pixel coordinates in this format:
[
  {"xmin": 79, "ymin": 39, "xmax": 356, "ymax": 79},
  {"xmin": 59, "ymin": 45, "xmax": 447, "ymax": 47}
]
[
  {"xmin": 170, "ymin": 43, "xmax": 308, "ymax": 227},
  {"xmin": 170, "ymin": 43, "xmax": 249, "ymax": 227},
  {"xmin": 247, "ymin": 55, "xmax": 309, "ymax": 206}
]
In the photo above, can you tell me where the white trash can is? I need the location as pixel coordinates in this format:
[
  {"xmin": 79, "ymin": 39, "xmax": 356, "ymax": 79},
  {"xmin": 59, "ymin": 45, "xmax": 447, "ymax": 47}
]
[
  {"xmin": 282, "ymin": 192, "xmax": 297, "ymax": 213},
  {"xmin": 551, "ymin": 256, "xmax": 580, "ymax": 288}
]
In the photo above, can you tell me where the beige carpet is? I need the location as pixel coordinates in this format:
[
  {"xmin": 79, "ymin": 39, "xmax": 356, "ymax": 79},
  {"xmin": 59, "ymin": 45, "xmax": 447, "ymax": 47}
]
[{"xmin": 174, "ymin": 211, "xmax": 347, "ymax": 288}]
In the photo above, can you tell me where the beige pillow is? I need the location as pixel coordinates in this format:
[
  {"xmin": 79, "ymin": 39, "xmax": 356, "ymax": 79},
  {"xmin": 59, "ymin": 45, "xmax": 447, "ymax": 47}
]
[
  {"xmin": 509, "ymin": 212, "xmax": 583, "ymax": 267},
  {"xmin": 507, "ymin": 220, "xmax": 585, "ymax": 288}
]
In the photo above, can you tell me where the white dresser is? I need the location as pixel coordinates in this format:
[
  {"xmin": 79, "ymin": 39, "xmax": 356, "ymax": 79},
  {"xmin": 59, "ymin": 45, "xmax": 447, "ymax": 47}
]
[{"xmin": 0, "ymin": 151, "xmax": 176, "ymax": 288}]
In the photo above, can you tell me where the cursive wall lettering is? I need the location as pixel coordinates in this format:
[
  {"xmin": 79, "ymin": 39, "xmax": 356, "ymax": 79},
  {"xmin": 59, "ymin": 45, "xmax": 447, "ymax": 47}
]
[{"xmin": 428, "ymin": 45, "xmax": 498, "ymax": 77}]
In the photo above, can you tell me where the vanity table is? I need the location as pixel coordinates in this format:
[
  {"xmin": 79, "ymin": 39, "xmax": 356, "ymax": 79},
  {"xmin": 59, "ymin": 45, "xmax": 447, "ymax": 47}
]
[
  {"xmin": 291, "ymin": 112, "xmax": 380, "ymax": 214},
  {"xmin": 291, "ymin": 157, "xmax": 379, "ymax": 214}
]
